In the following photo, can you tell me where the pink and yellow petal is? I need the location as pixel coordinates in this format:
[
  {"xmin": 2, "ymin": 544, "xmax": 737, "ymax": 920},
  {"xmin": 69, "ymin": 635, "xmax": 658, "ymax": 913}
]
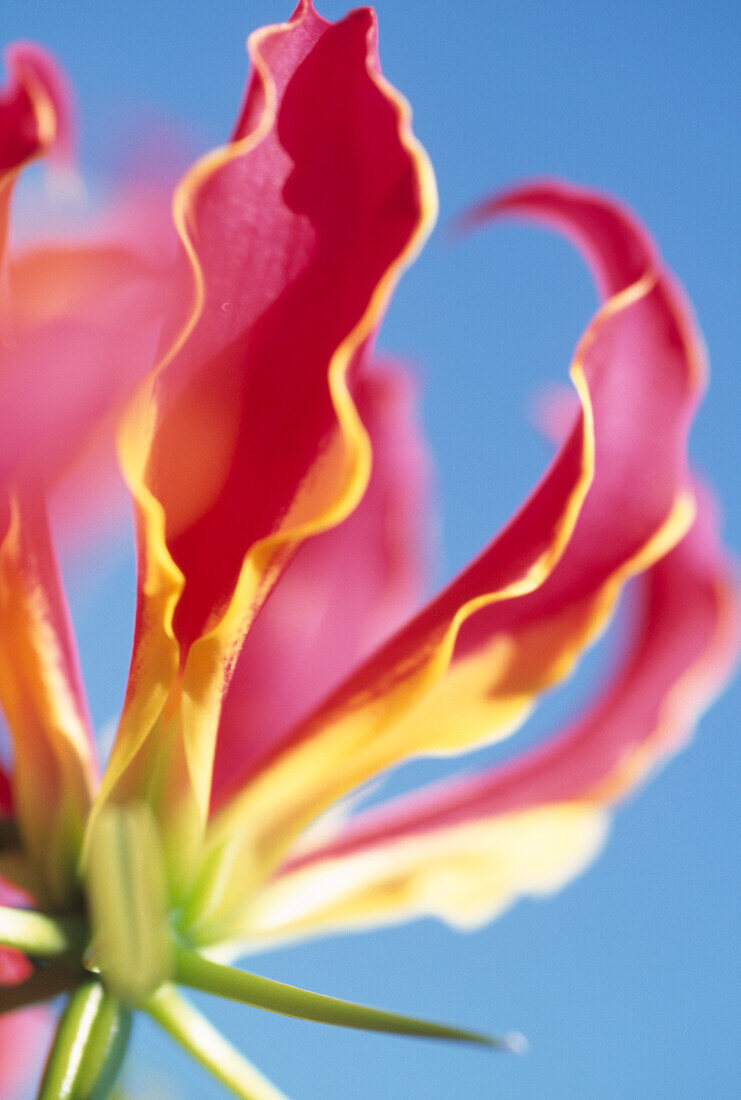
[
  {"xmin": 1, "ymin": 236, "xmax": 183, "ymax": 493},
  {"xmin": 238, "ymin": 489, "xmax": 738, "ymax": 945},
  {"xmin": 0, "ymin": 493, "xmax": 95, "ymax": 907},
  {"xmin": 210, "ymin": 360, "xmax": 433, "ymax": 811},
  {"xmin": 198, "ymin": 182, "xmax": 701, "ymax": 933},
  {"xmin": 98, "ymin": 2, "xmax": 436, "ymax": 848}
]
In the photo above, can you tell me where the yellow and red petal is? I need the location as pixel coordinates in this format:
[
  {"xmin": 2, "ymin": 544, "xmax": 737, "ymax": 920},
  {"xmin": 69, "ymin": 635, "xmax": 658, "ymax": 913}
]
[
  {"xmin": 200, "ymin": 182, "xmax": 703, "ymax": 931},
  {"xmin": 0, "ymin": 493, "xmax": 95, "ymax": 907},
  {"xmin": 1, "ymin": 236, "xmax": 183, "ymax": 493},
  {"xmin": 237, "ymin": 488, "xmax": 738, "ymax": 945},
  {"xmin": 100, "ymin": 1, "xmax": 435, "ymax": 836},
  {"xmin": 210, "ymin": 360, "xmax": 433, "ymax": 811}
]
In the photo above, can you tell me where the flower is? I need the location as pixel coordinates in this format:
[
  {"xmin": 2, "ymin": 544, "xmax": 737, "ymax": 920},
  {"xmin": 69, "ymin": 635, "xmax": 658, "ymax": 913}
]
[{"xmin": 0, "ymin": 2, "xmax": 737, "ymax": 1098}]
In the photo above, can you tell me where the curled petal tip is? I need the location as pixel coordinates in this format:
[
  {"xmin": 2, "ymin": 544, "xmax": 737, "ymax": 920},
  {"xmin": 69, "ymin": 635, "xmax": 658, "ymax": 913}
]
[
  {"xmin": 2, "ymin": 42, "xmax": 75, "ymax": 168},
  {"xmin": 457, "ymin": 177, "xmax": 662, "ymax": 299},
  {"xmin": 503, "ymin": 1031, "xmax": 529, "ymax": 1055}
]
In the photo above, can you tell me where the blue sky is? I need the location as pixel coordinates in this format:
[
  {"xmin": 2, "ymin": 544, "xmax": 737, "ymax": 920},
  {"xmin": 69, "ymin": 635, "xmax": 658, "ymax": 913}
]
[{"xmin": 5, "ymin": 1, "xmax": 740, "ymax": 1097}]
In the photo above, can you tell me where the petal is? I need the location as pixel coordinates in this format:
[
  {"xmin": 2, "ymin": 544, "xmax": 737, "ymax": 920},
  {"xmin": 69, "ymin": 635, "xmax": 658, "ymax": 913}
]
[
  {"xmin": 0, "ymin": 43, "xmax": 72, "ymax": 171},
  {"xmin": 0, "ymin": 189, "xmax": 185, "ymax": 493},
  {"xmin": 0, "ymin": 880, "xmax": 31, "ymax": 988},
  {"xmin": 0, "ymin": 492, "xmax": 96, "ymax": 907},
  {"xmin": 0, "ymin": 874, "xmax": 54, "ymax": 1100},
  {"xmin": 200, "ymin": 181, "xmax": 703, "ymax": 933},
  {"xmin": 98, "ymin": 2, "xmax": 436, "ymax": 842},
  {"xmin": 0, "ymin": 769, "xmax": 11, "ymax": 816},
  {"xmin": 238, "ymin": 487, "xmax": 739, "ymax": 945},
  {"xmin": 0, "ymin": 46, "xmax": 183, "ymax": 495},
  {"xmin": 0, "ymin": 1005, "xmax": 50, "ymax": 1100},
  {"xmin": 0, "ymin": 43, "xmax": 72, "ymax": 261},
  {"xmin": 462, "ymin": 177, "xmax": 659, "ymax": 299},
  {"xmin": 210, "ymin": 360, "xmax": 434, "ymax": 811}
]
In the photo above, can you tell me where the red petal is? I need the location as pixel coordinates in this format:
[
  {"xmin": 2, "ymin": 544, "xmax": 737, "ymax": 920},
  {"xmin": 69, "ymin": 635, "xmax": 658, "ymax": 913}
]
[
  {"xmin": 201, "ymin": 181, "xmax": 705, "ymax": 920},
  {"xmin": 101, "ymin": 1, "xmax": 435, "ymax": 836},
  {"xmin": 238, "ymin": 489, "xmax": 737, "ymax": 943},
  {"xmin": 0, "ymin": 767, "xmax": 11, "ymax": 815},
  {"xmin": 1, "ymin": 43, "xmax": 73, "ymax": 273},
  {"xmin": 298, "ymin": 486, "xmax": 738, "ymax": 858},
  {"xmin": 0, "ymin": 42, "xmax": 72, "ymax": 175},
  {"xmin": 139, "ymin": 1, "xmax": 433, "ymax": 653},
  {"xmin": 0, "ymin": 493, "xmax": 95, "ymax": 907},
  {"xmin": 461, "ymin": 177, "xmax": 659, "ymax": 298},
  {"xmin": 210, "ymin": 360, "xmax": 434, "ymax": 811}
]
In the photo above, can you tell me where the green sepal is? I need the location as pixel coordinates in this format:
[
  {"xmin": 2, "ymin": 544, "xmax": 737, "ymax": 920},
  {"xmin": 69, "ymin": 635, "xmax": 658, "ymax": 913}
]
[
  {"xmin": 86, "ymin": 801, "xmax": 173, "ymax": 1001},
  {"xmin": 146, "ymin": 984, "xmax": 288, "ymax": 1100},
  {"xmin": 174, "ymin": 945, "xmax": 505, "ymax": 1048},
  {"xmin": 37, "ymin": 979, "xmax": 132, "ymax": 1100}
]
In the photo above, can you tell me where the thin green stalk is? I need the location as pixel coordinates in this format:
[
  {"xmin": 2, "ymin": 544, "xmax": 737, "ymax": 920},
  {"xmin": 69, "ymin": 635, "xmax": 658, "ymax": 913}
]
[
  {"xmin": 146, "ymin": 984, "xmax": 288, "ymax": 1100},
  {"xmin": 0, "ymin": 905, "xmax": 86, "ymax": 958},
  {"xmin": 37, "ymin": 980, "xmax": 132, "ymax": 1100},
  {"xmin": 175, "ymin": 945, "xmax": 503, "ymax": 1047}
]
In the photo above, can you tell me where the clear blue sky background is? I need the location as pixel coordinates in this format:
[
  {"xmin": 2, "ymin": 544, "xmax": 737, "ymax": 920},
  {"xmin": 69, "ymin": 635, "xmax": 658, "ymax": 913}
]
[{"xmin": 5, "ymin": 1, "xmax": 739, "ymax": 1097}]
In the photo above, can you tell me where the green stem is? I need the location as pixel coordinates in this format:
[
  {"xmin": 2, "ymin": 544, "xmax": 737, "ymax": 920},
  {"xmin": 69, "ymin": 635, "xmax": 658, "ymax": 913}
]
[
  {"xmin": 146, "ymin": 984, "xmax": 288, "ymax": 1100},
  {"xmin": 0, "ymin": 905, "xmax": 86, "ymax": 958},
  {"xmin": 175, "ymin": 945, "xmax": 501, "ymax": 1047},
  {"xmin": 37, "ymin": 980, "xmax": 132, "ymax": 1100}
]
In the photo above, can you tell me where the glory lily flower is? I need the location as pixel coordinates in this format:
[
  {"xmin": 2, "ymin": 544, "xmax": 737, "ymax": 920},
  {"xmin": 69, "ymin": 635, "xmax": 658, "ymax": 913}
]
[{"xmin": 0, "ymin": 2, "xmax": 737, "ymax": 1097}]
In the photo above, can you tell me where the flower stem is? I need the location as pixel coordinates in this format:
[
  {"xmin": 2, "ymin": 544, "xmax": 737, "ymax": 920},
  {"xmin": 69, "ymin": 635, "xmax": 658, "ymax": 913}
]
[
  {"xmin": 174, "ymin": 945, "xmax": 502, "ymax": 1047},
  {"xmin": 146, "ymin": 983, "xmax": 288, "ymax": 1100},
  {"xmin": 37, "ymin": 979, "xmax": 132, "ymax": 1100},
  {"xmin": 0, "ymin": 905, "xmax": 86, "ymax": 958}
]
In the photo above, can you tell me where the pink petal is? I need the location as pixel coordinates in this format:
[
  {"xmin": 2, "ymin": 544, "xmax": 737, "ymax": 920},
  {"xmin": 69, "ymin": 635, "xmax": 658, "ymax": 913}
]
[
  {"xmin": 243, "ymin": 489, "xmax": 738, "ymax": 942},
  {"xmin": 211, "ymin": 360, "xmax": 434, "ymax": 810},
  {"xmin": 203, "ymin": 181, "xmax": 704, "ymax": 908}
]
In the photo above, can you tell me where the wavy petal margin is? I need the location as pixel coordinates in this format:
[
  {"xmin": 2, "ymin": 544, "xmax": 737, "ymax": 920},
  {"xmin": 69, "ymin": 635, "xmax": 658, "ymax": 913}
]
[
  {"xmin": 210, "ymin": 360, "xmax": 434, "ymax": 811},
  {"xmin": 0, "ymin": 493, "xmax": 95, "ymax": 907},
  {"xmin": 198, "ymin": 180, "xmax": 703, "ymax": 936},
  {"xmin": 96, "ymin": 1, "xmax": 436, "ymax": 859},
  {"xmin": 230, "ymin": 488, "xmax": 739, "ymax": 945}
]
